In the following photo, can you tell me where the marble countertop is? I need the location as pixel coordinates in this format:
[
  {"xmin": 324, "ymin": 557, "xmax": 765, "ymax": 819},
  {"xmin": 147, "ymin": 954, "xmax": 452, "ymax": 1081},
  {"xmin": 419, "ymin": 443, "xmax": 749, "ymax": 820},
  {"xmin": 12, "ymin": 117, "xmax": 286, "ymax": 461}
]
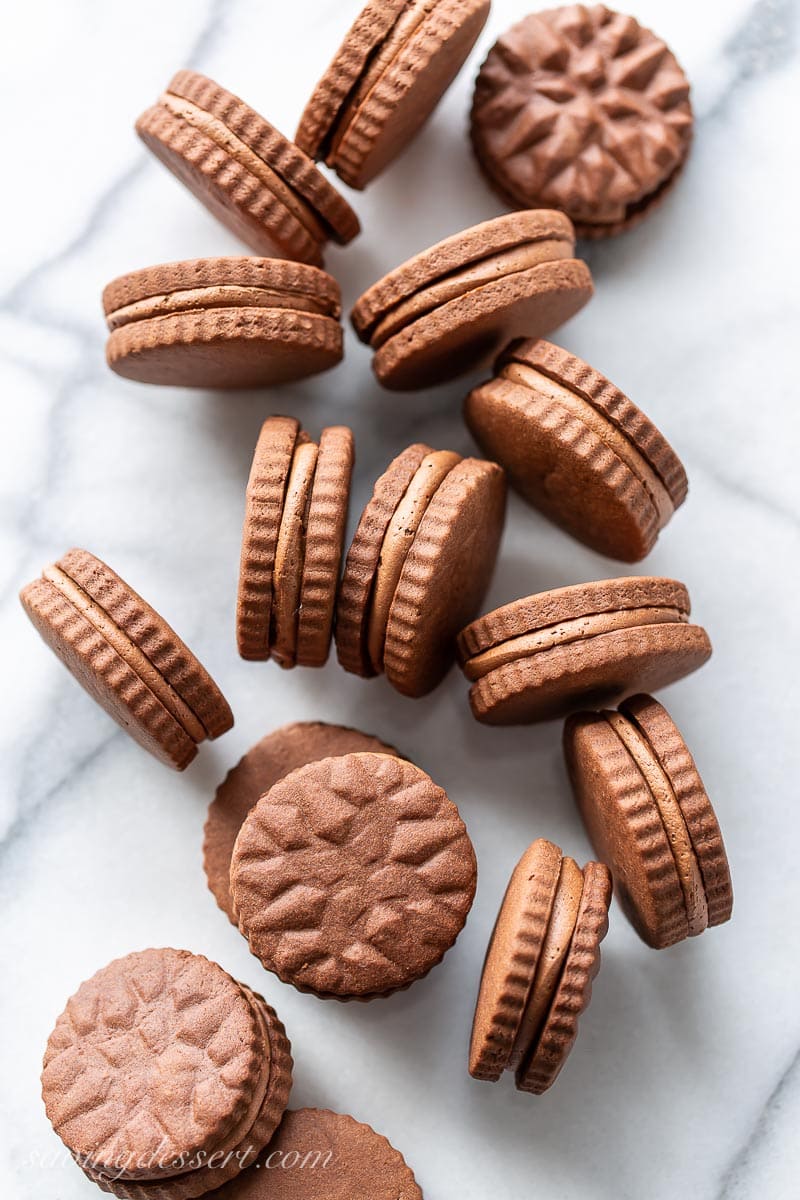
[{"xmin": 1, "ymin": 1, "xmax": 798, "ymax": 1197}]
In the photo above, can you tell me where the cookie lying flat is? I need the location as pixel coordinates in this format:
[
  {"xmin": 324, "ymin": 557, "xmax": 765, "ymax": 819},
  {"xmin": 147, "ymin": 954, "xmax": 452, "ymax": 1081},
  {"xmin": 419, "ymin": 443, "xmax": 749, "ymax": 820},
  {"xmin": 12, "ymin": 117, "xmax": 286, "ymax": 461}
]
[
  {"xmin": 137, "ymin": 71, "xmax": 359, "ymax": 266},
  {"xmin": 210, "ymin": 1108, "xmax": 422, "ymax": 1199},
  {"xmin": 296, "ymin": 0, "xmax": 490, "ymax": 190},
  {"xmin": 103, "ymin": 258, "xmax": 343, "ymax": 388},
  {"xmin": 470, "ymin": 838, "xmax": 611, "ymax": 1094},
  {"xmin": 230, "ymin": 752, "xmax": 477, "ymax": 999},
  {"xmin": 458, "ymin": 577, "xmax": 711, "ymax": 725},
  {"xmin": 565, "ymin": 694, "xmax": 733, "ymax": 949},
  {"xmin": 351, "ymin": 212, "xmax": 593, "ymax": 389},
  {"xmin": 42, "ymin": 949, "xmax": 292, "ymax": 1199},
  {"xmin": 465, "ymin": 338, "xmax": 688, "ymax": 561},
  {"xmin": 204, "ymin": 722, "xmax": 399, "ymax": 923},
  {"xmin": 471, "ymin": 6, "xmax": 693, "ymax": 237},
  {"xmin": 336, "ymin": 443, "xmax": 506, "ymax": 696},
  {"xmin": 20, "ymin": 549, "xmax": 232, "ymax": 769},
  {"xmin": 237, "ymin": 417, "xmax": 354, "ymax": 666}
]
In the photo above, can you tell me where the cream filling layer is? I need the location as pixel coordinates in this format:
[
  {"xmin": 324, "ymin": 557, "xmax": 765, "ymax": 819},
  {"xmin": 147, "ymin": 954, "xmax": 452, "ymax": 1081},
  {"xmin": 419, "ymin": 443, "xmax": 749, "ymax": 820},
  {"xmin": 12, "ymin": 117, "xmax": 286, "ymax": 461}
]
[
  {"xmin": 464, "ymin": 605, "xmax": 687, "ymax": 681},
  {"xmin": 503, "ymin": 361, "xmax": 674, "ymax": 528},
  {"xmin": 106, "ymin": 286, "xmax": 331, "ymax": 330},
  {"xmin": 271, "ymin": 441, "xmax": 319, "ymax": 666},
  {"xmin": 366, "ymin": 449, "xmax": 461, "ymax": 672},
  {"xmin": 605, "ymin": 710, "xmax": 708, "ymax": 936},
  {"xmin": 369, "ymin": 239, "xmax": 573, "ymax": 348},
  {"xmin": 160, "ymin": 92, "xmax": 326, "ymax": 243},
  {"xmin": 43, "ymin": 565, "xmax": 207, "ymax": 743}
]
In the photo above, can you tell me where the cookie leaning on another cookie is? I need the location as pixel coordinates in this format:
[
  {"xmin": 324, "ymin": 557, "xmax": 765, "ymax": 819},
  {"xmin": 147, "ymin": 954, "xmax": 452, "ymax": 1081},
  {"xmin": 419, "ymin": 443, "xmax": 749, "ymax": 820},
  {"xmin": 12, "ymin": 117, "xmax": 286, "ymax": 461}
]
[
  {"xmin": 565, "ymin": 694, "xmax": 733, "ymax": 948},
  {"xmin": 471, "ymin": 5, "xmax": 693, "ymax": 237},
  {"xmin": 465, "ymin": 338, "xmax": 688, "ymax": 561},
  {"xmin": 296, "ymin": 0, "xmax": 490, "ymax": 190},
  {"xmin": 204, "ymin": 722, "xmax": 400, "ymax": 923},
  {"xmin": 103, "ymin": 258, "xmax": 344, "ymax": 388},
  {"xmin": 470, "ymin": 838, "xmax": 611, "ymax": 1094},
  {"xmin": 237, "ymin": 417, "xmax": 354, "ymax": 667},
  {"xmin": 230, "ymin": 752, "xmax": 477, "ymax": 1000},
  {"xmin": 42, "ymin": 949, "xmax": 292, "ymax": 1199},
  {"xmin": 137, "ymin": 71, "xmax": 359, "ymax": 266},
  {"xmin": 20, "ymin": 549, "xmax": 232, "ymax": 769},
  {"xmin": 351, "ymin": 212, "xmax": 593, "ymax": 389},
  {"xmin": 458, "ymin": 577, "xmax": 712, "ymax": 724},
  {"xmin": 336, "ymin": 442, "xmax": 506, "ymax": 696}
]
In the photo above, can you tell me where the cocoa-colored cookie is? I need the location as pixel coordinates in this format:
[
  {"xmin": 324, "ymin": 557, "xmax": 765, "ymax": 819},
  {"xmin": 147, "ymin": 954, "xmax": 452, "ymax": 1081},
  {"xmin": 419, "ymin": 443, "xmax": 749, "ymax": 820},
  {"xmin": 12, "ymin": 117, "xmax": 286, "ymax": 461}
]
[
  {"xmin": 137, "ymin": 71, "xmax": 359, "ymax": 266},
  {"xmin": 352, "ymin": 211, "xmax": 592, "ymax": 389},
  {"xmin": 237, "ymin": 418, "xmax": 354, "ymax": 666},
  {"xmin": 230, "ymin": 752, "xmax": 477, "ymax": 999},
  {"xmin": 471, "ymin": 6, "xmax": 693, "ymax": 237},
  {"xmin": 210, "ymin": 1108, "xmax": 422, "ymax": 1199},
  {"xmin": 103, "ymin": 258, "xmax": 344, "ymax": 388},
  {"xmin": 470, "ymin": 839, "xmax": 611, "ymax": 1094},
  {"xmin": 565, "ymin": 694, "xmax": 733, "ymax": 948},
  {"xmin": 20, "ymin": 550, "xmax": 232, "ymax": 769},
  {"xmin": 336, "ymin": 444, "xmax": 506, "ymax": 696},
  {"xmin": 296, "ymin": 0, "xmax": 490, "ymax": 190},
  {"xmin": 42, "ymin": 950, "xmax": 292, "ymax": 1198},
  {"xmin": 465, "ymin": 338, "xmax": 688, "ymax": 561},
  {"xmin": 458, "ymin": 577, "xmax": 712, "ymax": 724},
  {"xmin": 204, "ymin": 722, "xmax": 399, "ymax": 923}
]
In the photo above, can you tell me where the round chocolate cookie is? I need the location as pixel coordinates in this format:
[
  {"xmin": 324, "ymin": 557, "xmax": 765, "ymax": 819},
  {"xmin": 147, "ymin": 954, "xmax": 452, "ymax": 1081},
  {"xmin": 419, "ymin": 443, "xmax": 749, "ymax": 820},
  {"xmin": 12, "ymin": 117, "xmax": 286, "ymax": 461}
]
[
  {"xmin": 204, "ymin": 722, "xmax": 399, "ymax": 922},
  {"xmin": 470, "ymin": 839, "xmax": 611, "ymax": 1094},
  {"xmin": 465, "ymin": 338, "xmax": 688, "ymax": 561},
  {"xmin": 42, "ymin": 949, "xmax": 292, "ymax": 1199},
  {"xmin": 565, "ymin": 694, "xmax": 733, "ymax": 948},
  {"xmin": 471, "ymin": 6, "xmax": 693, "ymax": 237},
  {"xmin": 230, "ymin": 752, "xmax": 477, "ymax": 999}
]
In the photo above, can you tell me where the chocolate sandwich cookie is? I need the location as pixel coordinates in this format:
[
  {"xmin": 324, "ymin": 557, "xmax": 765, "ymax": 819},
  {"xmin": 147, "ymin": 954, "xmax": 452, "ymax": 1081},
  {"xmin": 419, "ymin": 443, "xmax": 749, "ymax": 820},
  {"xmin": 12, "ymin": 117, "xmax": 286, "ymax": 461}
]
[
  {"xmin": 20, "ymin": 549, "xmax": 232, "ymax": 769},
  {"xmin": 458, "ymin": 577, "xmax": 711, "ymax": 724},
  {"xmin": 465, "ymin": 338, "xmax": 688, "ymax": 561},
  {"xmin": 137, "ymin": 71, "xmax": 359, "ymax": 266},
  {"xmin": 42, "ymin": 949, "xmax": 292, "ymax": 1199},
  {"xmin": 336, "ymin": 443, "xmax": 506, "ymax": 696},
  {"xmin": 204, "ymin": 722, "xmax": 399, "ymax": 923},
  {"xmin": 103, "ymin": 258, "xmax": 344, "ymax": 388},
  {"xmin": 296, "ymin": 0, "xmax": 490, "ymax": 190},
  {"xmin": 565, "ymin": 694, "xmax": 733, "ymax": 948},
  {"xmin": 351, "ymin": 212, "xmax": 593, "ymax": 389},
  {"xmin": 211, "ymin": 1108, "xmax": 422, "ymax": 1199},
  {"xmin": 237, "ymin": 417, "xmax": 354, "ymax": 667},
  {"xmin": 470, "ymin": 838, "xmax": 611, "ymax": 1093},
  {"xmin": 230, "ymin": 752, "xmax": 477, "ymax": 999},
  {"xmin": 471, "ymin": 6, "xmax": 693, "ymax": 237}
]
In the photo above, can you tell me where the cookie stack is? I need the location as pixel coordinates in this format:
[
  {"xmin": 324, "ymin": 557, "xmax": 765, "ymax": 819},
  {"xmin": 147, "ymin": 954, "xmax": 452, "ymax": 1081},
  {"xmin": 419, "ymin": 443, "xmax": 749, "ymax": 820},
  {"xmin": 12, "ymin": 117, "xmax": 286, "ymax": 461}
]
[{"xmin": 25, "ymin": 3, "xmax": 737, "ymax": 1194}]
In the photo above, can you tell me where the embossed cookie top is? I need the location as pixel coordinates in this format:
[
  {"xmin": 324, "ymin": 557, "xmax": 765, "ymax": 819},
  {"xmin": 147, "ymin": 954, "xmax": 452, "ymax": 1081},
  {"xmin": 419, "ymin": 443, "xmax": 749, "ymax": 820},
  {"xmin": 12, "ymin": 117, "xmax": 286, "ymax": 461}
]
[
  {"xmin": 42, "ymin": 949, "xmax": 265, "ymax": 1175},
  {"xmin": 230, "ymin": 753, "xmax": 477, "ymax": 998},
  {"xmin": 471, "ymin": 5, "xmax": 692, "ymax": 228}
]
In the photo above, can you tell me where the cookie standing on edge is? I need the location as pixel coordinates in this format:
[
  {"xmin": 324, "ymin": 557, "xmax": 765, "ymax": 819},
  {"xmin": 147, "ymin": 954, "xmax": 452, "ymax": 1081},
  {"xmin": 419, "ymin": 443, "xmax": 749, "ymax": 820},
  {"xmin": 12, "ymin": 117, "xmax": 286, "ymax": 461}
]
[
  {"xmin": 209, "ymin": 1108, "xmax": 422, "ymax": 1199},
  {"xmin": 230, "ymin": 752, "xmax": 477, "ymax": 999},
  {"xmin": 470, "ymin": 838, "xmax": 611, "ymax": 1094},
  {"xmin": 204, "ymin": 722, "xmax": 400, "ymax": 923},
  {"xmin": 471, "ymin": 6, "xmax": 693, "ymax": 237},
  {"xmin": 458, "ymin": 577, "xmax": 712, "ymax": 724},
  {"xmin": 352, "ymin": 212, "xmax": 593, "ymax": 389},
  {"xmin": 42, "ymin": 950, "xmax": 292, "ymax": 1199},
  {"xmin": 465, "ymin": 338, "xmax": 688, "ymax": 561},
  {"xmin": 103, "ymin": 258, "xmax": 344, "ymax": 388},
  {"xmin": 237, "ymin": 417, "xmax": 354, "ymax": 667},
  {"xmin": 565, "ymin": 694, "xmax": 733, "ymax": 948},
  {"xmin": 137, "ymin": 71, "xmax": 360, "ymax": 266},
  {"xmin": 296, "ymin": 0, "xmax": 491, "ymax": 189},
  {"xmin": 336, "ymin": 442, "xmax": 506, "ymax": 696},
  {"xmin": 20, "ymin": 549, "xmax": 233, "ymax": 769}
]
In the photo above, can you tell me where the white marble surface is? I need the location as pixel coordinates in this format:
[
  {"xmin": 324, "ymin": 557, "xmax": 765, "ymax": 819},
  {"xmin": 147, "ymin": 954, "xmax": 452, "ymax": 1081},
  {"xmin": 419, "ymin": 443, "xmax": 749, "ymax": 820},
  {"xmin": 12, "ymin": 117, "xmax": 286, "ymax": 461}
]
[{"xmin": 1, "ymin": 1, "xmax": 799, "ymax": 1196}]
